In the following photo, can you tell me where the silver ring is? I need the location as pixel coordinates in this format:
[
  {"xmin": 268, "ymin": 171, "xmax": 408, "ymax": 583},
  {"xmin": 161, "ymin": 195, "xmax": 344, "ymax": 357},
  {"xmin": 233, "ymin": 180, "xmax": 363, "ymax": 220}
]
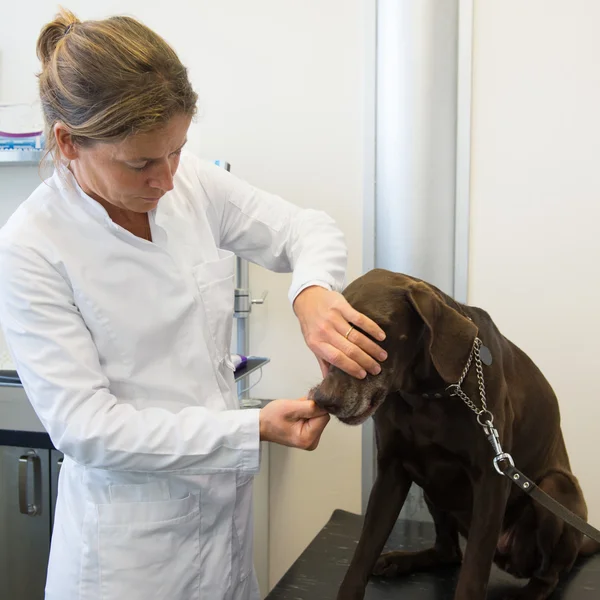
[
  {"xmin": 477, "ymin": 410, "xmax": 494, "ymax": 427},
  {"xmin": 344, "ymin": 325, "xmax": 354, "ymax": 340}
]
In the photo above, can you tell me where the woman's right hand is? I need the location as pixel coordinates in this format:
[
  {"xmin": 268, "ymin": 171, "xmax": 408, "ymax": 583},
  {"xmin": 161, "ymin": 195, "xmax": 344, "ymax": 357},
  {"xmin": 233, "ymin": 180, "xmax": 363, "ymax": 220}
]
[{"xmin": 259, "ymin": 398, "xmax": 330, "ymax": 450}]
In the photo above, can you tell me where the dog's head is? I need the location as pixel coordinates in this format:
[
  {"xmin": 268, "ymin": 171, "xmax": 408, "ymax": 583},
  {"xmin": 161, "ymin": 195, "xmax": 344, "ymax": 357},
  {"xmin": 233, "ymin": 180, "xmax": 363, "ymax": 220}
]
[{"xmin": 311, "ymin": 269, "xmax": 479, "ymax": 425}]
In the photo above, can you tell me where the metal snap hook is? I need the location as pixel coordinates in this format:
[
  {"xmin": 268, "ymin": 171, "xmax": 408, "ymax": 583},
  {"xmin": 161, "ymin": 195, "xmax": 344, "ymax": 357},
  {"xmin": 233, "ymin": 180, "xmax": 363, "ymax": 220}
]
[{"xmin": 493, "ymin": 453, "xmax": 515, "ymax": 475}]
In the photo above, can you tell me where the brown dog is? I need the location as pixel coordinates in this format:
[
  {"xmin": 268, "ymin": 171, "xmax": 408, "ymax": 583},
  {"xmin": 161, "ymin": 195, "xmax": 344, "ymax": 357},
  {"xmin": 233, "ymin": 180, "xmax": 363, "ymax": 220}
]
[{"xmin": 312, "ymin": 269, "xmax": 599, "ymax": 600}]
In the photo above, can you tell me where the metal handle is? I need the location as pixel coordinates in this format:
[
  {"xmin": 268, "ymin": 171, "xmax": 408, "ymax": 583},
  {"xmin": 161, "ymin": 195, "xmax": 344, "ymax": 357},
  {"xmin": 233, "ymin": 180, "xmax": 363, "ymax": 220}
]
[
  {"xmin": 234, "ymin": 289, "xmax": 268, "ymax": 317},
  {"xmin": 251, "ymin": 290, "xmax": 268, "ymax": 305},
  {"xmin": 18, "ymin": 451, "xmax": 42, "ymax": 516}
]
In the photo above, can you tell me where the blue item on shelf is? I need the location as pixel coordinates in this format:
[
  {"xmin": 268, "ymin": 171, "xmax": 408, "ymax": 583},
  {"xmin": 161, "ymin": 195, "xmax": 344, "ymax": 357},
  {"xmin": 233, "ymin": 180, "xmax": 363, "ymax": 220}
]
[{"xmin": 0, "ymin": 130, "xmax": 44, "ymax": 150}]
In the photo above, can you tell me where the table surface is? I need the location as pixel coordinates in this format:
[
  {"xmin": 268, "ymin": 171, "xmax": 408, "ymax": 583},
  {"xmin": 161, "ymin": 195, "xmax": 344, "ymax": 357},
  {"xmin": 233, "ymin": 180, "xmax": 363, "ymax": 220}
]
[{"xmin": 266, "ymin": 509, "xmax": 600, "ymax": 600}]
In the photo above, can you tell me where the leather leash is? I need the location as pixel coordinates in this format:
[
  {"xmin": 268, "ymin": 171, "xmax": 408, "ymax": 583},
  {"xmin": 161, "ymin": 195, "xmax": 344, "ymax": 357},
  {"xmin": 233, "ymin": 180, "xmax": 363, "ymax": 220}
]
[
  {"xmin": 449, "ymin": 337, "xmax": 600, "ymax": 545},
  {"xmin": 502, "ymin": 463, "xmax": 600, "ymax": 544}
]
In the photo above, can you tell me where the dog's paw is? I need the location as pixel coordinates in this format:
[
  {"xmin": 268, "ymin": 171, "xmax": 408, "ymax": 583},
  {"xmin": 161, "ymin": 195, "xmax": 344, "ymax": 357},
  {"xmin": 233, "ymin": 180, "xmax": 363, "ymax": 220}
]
[{"xmin": 372, "ymin": 552, "xmax": 411, "ymax": 578}]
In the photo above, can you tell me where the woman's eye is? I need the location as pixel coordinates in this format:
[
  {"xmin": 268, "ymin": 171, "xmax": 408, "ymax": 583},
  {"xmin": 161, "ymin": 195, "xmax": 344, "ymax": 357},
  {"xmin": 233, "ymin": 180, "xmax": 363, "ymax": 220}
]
[
  {"xmin": 127, "ymin": 149, "xmax": 181, "ymax": 171},
  {"xmin": 128, "ymin": 163, "xmax": 148, "ymax": 171}
]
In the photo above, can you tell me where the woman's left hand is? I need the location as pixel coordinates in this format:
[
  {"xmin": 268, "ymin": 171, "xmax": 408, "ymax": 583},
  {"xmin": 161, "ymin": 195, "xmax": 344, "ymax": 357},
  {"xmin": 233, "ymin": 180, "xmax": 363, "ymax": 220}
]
[{"xmin": 293, "ymin": 286, "xmax": 387, "ymax": 379}]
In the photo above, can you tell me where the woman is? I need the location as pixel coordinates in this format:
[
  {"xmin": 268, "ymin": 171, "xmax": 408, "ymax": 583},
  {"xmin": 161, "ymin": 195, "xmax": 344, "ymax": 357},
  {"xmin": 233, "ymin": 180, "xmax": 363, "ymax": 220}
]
[{"xmin": 0, "ymin": 9, "xmax": 386, "ymax": 600}]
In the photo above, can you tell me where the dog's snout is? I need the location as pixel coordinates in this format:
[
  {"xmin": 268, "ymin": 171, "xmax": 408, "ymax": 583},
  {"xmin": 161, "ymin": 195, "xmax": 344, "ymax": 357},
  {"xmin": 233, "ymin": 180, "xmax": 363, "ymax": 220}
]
[
  {"xmin": 311, "ymin": 385, "xmax": 340, "ymax": 412},
  {"xmin": 310, "ymin": 370, "xmax": 389, "ymax": 425}
]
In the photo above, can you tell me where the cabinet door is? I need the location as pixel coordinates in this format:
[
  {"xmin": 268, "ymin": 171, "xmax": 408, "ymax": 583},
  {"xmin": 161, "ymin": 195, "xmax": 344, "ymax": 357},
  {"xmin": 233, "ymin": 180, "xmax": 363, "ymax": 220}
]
[{"xmin": 0, "ymin": 446, "xmax": 51, "ymax": 600}]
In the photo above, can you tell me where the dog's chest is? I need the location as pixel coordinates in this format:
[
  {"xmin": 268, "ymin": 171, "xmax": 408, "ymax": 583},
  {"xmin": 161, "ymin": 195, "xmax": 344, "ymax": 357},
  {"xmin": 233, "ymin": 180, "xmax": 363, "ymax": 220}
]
[
  {"xmin": 383, "ymin": 394, "xmax": 475, "ymax": 450},
  {"xmin": 375, "ymin": 395, "xmax": 478, "ymax": 503}
]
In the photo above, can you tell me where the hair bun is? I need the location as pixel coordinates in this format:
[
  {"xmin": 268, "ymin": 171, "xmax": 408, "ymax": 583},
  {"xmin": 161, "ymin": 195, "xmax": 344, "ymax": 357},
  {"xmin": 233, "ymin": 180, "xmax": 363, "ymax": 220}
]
[{"xmin": 36, "ymin": 8, "xmax": 80, "ymax": 68}]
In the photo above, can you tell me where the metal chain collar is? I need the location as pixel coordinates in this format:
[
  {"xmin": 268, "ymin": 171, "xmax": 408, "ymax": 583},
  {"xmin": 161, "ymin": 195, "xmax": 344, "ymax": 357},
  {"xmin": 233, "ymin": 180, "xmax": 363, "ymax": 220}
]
[
  {"xmin": 447, "ymin": 337, "xmax": 515, "ymax": 475},
  {"xmin": 447, "ymin": 338, "xmax": 493, "ymax": 426}
]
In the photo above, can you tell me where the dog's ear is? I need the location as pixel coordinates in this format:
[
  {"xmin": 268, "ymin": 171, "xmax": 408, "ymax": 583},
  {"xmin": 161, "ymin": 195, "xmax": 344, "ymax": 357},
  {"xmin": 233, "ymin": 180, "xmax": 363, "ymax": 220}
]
[{"xmin": 406, "ymin": 282, "xmax": 478, "ymax": 383}]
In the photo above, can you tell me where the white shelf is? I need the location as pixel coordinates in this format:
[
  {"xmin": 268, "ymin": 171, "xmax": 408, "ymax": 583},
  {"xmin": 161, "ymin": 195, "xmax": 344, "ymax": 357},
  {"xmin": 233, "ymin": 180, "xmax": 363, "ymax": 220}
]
[{"xmin": 0, "ymin": 149, "xmax": 44, "ymax": 166}]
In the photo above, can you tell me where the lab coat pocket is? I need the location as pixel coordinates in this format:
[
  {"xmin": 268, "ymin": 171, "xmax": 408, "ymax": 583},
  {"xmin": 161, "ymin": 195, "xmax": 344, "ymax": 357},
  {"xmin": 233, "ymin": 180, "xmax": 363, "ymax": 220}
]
[
  {"xmin": 96, "ymin": 490, "xmax": 201, "ymax": 600},
  {"xmin": 232, "ymin": 475, "xmax": 254, "ymax": 583},
  {"xmin": 193, "ymin": 249, "xmax": 235, "ymax": 363}
]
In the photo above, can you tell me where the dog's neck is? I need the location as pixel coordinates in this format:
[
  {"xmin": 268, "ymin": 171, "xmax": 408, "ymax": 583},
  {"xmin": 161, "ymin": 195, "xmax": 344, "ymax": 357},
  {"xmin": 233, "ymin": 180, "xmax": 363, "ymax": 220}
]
[{"xmin": 399, "ymin": 344, "xmax": 452, "ymax": 401}]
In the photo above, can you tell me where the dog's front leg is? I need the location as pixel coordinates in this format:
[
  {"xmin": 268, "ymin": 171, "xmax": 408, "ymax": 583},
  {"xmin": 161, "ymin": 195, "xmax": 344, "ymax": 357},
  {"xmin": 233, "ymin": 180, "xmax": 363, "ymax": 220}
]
[
  {"xmin": 454, "ymin": 468, "xmax": 510, "ymax": 600},
  {"xmin": 337, "ymin": 456, "xmax": 412, "ymax": 600}
]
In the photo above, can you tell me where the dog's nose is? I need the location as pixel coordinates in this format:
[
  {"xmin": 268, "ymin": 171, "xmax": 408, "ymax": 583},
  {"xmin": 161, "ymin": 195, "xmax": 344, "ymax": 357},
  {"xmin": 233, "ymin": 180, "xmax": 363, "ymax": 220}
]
[{"xmin": 311, "ymin": 386, "xmax": 339, "ymax": 413}]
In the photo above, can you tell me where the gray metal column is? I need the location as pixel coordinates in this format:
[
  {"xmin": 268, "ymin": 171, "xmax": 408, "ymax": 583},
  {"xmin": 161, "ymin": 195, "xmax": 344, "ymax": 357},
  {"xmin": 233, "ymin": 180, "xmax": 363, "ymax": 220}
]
[
  {"xmin": 376, "ymin": 0, "xmax": 458, "ymax": 291},
  {"xmin": 362, "ymin": 0, "xmax": 467, "ymax": 517},
  {"xmin": 235, "ymin": 257, "xmax": 250, "ymax": 399},
  {"xmin": 215, "ymin": 161, "xmax": 252, "ymax": 400}
]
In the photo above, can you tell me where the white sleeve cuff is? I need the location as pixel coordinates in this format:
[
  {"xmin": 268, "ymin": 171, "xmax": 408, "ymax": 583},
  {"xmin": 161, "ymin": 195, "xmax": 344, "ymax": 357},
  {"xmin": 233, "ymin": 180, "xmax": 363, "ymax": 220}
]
[
  {"xmin": 239, "ymin": 407, "xmax": 262, "ymax": 474},
  {"xmin": 289, "ymin": 279, "xmax": 336, "ymax": 305}
]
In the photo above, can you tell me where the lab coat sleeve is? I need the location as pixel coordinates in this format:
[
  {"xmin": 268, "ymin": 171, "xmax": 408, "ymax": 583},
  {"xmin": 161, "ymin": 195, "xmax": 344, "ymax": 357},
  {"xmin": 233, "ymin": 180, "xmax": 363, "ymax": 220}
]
[
  {"xmin": 195, "ymin": 159, "xmax": 348, "ymax": 303},
  {"xmin": 0, "ymin": 243, "xmax": 260, "ymax": 474}
]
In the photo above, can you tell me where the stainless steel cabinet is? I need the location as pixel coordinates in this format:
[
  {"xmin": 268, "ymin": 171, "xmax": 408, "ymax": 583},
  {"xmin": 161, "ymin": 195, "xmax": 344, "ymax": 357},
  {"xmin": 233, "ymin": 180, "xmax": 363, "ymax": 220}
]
[{"xmin": 0, "ymin": 446, "xmax": 51, "ymax": 599}]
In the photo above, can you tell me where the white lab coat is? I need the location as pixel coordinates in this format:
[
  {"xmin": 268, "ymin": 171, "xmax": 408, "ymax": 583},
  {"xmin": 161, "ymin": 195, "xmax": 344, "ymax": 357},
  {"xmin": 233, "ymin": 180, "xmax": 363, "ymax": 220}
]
[{"xmin": 0, "ymin": 153, "xmax": 346, "ymax": 600}]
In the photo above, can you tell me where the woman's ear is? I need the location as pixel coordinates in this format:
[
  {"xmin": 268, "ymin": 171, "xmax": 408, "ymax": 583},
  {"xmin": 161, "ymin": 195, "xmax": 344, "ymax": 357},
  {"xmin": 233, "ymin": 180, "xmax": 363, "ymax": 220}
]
[{"xmin": 53, "ymin": 122, "xmax": 79, "ymax": 161}]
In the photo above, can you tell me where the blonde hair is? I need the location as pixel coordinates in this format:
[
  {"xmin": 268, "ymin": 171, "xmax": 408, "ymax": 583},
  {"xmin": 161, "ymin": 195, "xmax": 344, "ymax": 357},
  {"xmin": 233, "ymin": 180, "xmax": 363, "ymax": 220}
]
[{"xmin": 36, "ymin": 8, "xmax": 198, "ymax": 161}]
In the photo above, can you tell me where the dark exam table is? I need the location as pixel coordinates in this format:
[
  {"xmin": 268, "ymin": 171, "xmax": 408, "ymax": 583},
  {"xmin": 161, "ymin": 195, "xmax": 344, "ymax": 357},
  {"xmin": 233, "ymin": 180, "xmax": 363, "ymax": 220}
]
[{"xmin": 266, "ymin": 509, "xmax": 600, "ymax": 599}]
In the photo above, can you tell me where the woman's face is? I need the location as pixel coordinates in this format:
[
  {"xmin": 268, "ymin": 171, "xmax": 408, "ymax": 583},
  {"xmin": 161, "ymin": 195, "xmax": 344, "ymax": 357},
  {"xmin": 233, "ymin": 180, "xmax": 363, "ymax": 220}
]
[{"xmin": 56, "ymin": 113, "xmax": 192, "ymax": 214}]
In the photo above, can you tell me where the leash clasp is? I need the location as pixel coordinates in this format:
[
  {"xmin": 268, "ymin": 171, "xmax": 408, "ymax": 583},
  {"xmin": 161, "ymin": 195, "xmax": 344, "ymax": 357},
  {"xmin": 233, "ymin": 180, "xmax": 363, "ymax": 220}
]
[
  {"xmin": 493, "ymin": 452, "xmax": 515, "ymax": 475},
  {"xmin": 483, "ymin": 421, "xmax": 515, "ymax": 475}
]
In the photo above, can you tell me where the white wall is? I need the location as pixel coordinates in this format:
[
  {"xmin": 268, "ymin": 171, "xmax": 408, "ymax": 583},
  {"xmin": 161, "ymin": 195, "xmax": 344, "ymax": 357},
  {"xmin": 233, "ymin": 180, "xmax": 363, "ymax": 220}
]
[
  {"xmin": 0, "ymin": 0, "xmax": 369, "ymax": 590},
  {"xmin": 470, "ymin": 0, "xmax": 600, "ymax": 521}
]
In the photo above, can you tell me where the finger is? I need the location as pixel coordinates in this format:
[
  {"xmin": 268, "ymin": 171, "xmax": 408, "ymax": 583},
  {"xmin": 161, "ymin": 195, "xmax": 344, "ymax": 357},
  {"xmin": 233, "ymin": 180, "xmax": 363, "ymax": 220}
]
[
  {"xmin": 330, "ymin": 323, "xmax": 388, "ymax": 375},
  {"xmin": 334, "ymin": 332, "xmax": 382, "ymax": 376},
  {"xmin": 291, "ymin": 399, "xmax": 330, "ymax": 419},
  {"xmin": 338, "ymin": 323, "xmax": 388, "ymax": 364},
  {"xmin": 340, "ymin": 304, "xmax": 386, "ymax": 342},
  {"xmin": 304, "ymin": 399, "xmax": 330, "ymax": 417},
  {"xmin": 318, "ymin": 342, "xmax": 368, "ymax": 379},
  {"xmin": 306, "ymin": 431, "xmax": 326, "ymax": 451},
  {"xmin": 307, "ymin": 439, "xmax": 321, "ymax": 451},
  {"xmin": 305, "ymin": 414, "xmax": 330, "ymax": 450},
  {"xmin": 311, "ymin": 413, "xmax": 330, "ymax": 432},
  {"xmin": 325, "ymin": 319, "xmax": 382, "ymax": 376},
  {"xmin": 325, "ymin": 312, "xmax": 386, "ymax": 371},
  {"xmin": 310, "ymin": 406, "xmax": 330, "ymax": 418}
]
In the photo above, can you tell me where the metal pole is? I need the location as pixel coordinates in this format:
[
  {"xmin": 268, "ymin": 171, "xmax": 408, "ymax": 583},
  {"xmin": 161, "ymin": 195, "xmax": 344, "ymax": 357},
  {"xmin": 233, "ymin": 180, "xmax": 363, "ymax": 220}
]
[
  {"xmin": 236, "ymin": 256, "xmax": 250, "ymax": 399},
  {"xmin": 214, "ymin": 160, "xmax": 251, "ymax": 400}
]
